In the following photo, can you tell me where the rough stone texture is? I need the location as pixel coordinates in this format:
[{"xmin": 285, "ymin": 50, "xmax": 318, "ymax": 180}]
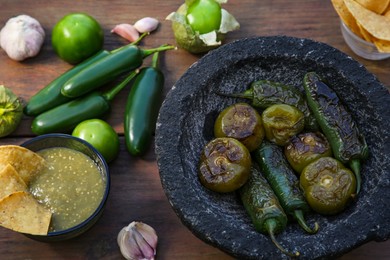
[{"xmin": 155, "ymin": 36, "xmax": 390, "ymax": 259}]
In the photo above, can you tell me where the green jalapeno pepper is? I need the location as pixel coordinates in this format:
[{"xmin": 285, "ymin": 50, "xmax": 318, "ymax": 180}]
[
  {"xmin": 31, "ymin": 70, "xmax": 138, "ymax": 135},
  {"xmin": 303, "ymin": 72, "xmax": 368, "ymax": 194},
  {"xmin": 198, "ymin": 137, "xmax": 251, "ymax": 193},
  {"xmin": 285, "ymin": 132, "xmax": 332, "ymax": 174},
  {"xmin": 24, "ymin": 33, "xmax": 149, "ymax": 116},
  {"xmin": 300, "ymin": 157, "xmax": 357, "ymax": 215},
  {"xmin": 213, "ymin": 102, "xmax": 265, "ymax": 152},
  {"xmin": 124, "ymin": 52, "xmax": 164, "ymax": 156},
  {"xmin": 218, "ymin": 79, "xmax": 319, "ymax": 131},
  {"xmin": 253, "ymin": 141, "xmax": 319, "ymax": 234},
  {"xmin": 239, "ymin": 166, "xmax": 299, "ymax": 257},
  {"xmin": 61, "ymin": 44, "xmax": 175, "ymax": 98},
  {"xmin": 262, "ymin": 104, "xmax": 305, "ymax": 146}
]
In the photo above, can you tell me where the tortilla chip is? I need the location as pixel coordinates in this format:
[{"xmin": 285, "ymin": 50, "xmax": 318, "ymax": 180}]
[
  {"xmin": 331, "ymin": 0, "xmax": 364, "ymax": 38},
  {"xmin": 344, "ymin": 0, "xmax": 390, "ymax": 41},
  {"xmin": 374, "ymin": 39, "xmax": 390, "ymax": 52},
  {"xmin": 0, "ymin": 164, "xmax": 27, "ymax": 200},
  {"xmin": 0, "ymin": 145, "xmax": 45, "ymax": 185},
  {"xmin": 0, "ymin": 191, "xmax": 51, "ymax": 235},
  {"xmin": 355, "ymin": 0, "xmax": 390, "ymax": 14}
]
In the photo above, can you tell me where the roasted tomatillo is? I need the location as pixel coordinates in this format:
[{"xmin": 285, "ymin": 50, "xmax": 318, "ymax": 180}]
[
  {"xmin": 285, "ymin": 132, "xmax": 332, "ymax": 174},
  {"xmin": 214, "ymin": 103, "xmax": 265, "ymax": 152},
  {"xmin": 199, "ymin": 137, "xmax": 251, "ymax": 193},
  {"xmin": 300, "ymin": 157, "xmax": 356, "ymax": 215}
]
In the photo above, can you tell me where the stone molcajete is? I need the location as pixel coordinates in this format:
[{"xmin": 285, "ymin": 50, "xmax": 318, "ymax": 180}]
[{"xmin": 155, "ymin": 36, "xmax": 390, "ymax": 259}]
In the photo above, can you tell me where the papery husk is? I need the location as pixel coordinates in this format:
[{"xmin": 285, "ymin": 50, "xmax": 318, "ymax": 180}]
[{"xmin": 0, "ymin": 85, "xmax": 23, "ymax": 137}]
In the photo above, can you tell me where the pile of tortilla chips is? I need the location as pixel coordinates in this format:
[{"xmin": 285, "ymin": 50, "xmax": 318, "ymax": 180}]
[
  {"xmin": 332, "ymin": 0, "xmax": 390, "ymax": 52},
  {"xmin": 0, "ymin": 145, "xmax": 51, "ymax": 235}
]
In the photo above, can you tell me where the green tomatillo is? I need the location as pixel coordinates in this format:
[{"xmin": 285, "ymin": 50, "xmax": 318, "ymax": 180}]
[
  {"xmin": 52, "ymin": 13, "xmax": 104, "ymax": 64},
  {"xmin": 72, "ymin": 119, "xmax": 119, "ymax": 163},
  {"xmin": 0, "ymin": 85, "xmax": 23, "ymax": 138},
  {"xmin": 166, "ymin": 0, "xmax": 240, "ymax": 53}
]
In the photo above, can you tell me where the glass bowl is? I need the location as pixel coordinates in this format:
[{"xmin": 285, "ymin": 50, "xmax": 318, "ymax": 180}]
[
  {"xmin": 340, "ymin": 21, "xmax": 390, "ymax": 60},
  {"xmin": 20, "ymin": 133, "xmax": 110, "ymax": 242}
]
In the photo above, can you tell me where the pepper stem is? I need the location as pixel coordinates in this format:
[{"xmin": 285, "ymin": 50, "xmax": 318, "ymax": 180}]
[
  {"xmin": 293, "ymin": 209, "xmax": 319, "ymax": 234},
  {"xmin": 110, "ymin": 32, "xmax": 150, "ymax": 54},
  {"xmin": 265, "ymin": 219, "xmax": 300, "ymax": 257},
  {"xmin": 151, "ymin": 51, "xmax": 160, "ymax": 69},
  {"xmin": 141, "ymin": 44, "xmax": 176, "ymax": 59},
  {"xmin": 103, "ymin": 70, "xmax": 138, "ymax": 102},
  {"xmin": 349, "ymin": 159, "xmax": 361, "ymax": 195}
]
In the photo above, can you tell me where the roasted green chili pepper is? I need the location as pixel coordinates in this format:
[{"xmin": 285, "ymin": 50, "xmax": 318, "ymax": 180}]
[
  {"xmin": 300, "ymin": 157, "xmax": 357, "ymax": 215},
  {"xmin": 61, "ymin": 44, "xmax": 175, "ymax": 98},
  {"xmin": 24, "ymin": 33, "xmax": 149, "ymax": 116},
  {"xmin": 214, "ymin": 102, "xmax": 265, "ymax": 152},
  {"xmin": 239, "ymin": 166, "xmax": 299, "ymax": 257},
  {"xmin": 31, "ymin": 70, "xmax": 138, "ymax": 135},
  {"xmin": 262, "ymin": 104, "xmax": 305, "ymax": 146},
  {"xmin": 285, "ymin": 132, "xmax": 332, "ymax": 174},
  {"xmin": 124, "ymin": 52, "xmax": 164, "ymax": 156},
  {"xmin": 218, "ymin": 79, "xmax": 319, "ymax": 131},
  {"xmin": 253, "ymin": 141, "xmax": 319, "ymax": 234},
  {"xmin": 303, "ymin": 72, "xmax": 368, "ymax": 194},
  {"xmin": 198, "ymin": 137, "xmax": 251, "ymax": 193}
]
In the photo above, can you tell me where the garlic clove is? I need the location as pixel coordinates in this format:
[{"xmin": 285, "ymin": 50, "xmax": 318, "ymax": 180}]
[
  {"xmin": 117, "ymin": 221, "xmax": 158, "ymax": 260},
  {"xmin": 133, "ymin": 17, "xmax": 159, "ymax": 33},
  {"xmin": 111, "ymin": 24, "xmax": 139, "ymax": 43}
]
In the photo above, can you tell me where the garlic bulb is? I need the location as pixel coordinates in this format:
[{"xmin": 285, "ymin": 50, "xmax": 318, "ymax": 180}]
[
  {"xmin": 117, "ymin": 221, "xmax": 158, "ymax": 260},
  {"xmin": 0, "ymin": 14, "xmax": 45, "ymax": 61}
]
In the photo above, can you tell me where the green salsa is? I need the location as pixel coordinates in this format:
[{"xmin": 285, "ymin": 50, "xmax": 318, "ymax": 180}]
[{"xmin": 29, "ymin": 147, "xmax": 105, "ymax": 232}]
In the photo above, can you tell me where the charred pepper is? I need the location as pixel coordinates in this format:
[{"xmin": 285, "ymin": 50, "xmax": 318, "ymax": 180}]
[
  {"xmin": 253, "ymin": 141, "xmax": 319, "ymax": 234},
  {"xmin": 303, "ymin": 72, "xmax": 368, "ymax": 194},
  {"xmin": 218, "ymin": 79, "xmax": 319, "ymax": 131},
  {"xmin": 239, "ymin": 166, "xmax": 299, "ymax": 257}
]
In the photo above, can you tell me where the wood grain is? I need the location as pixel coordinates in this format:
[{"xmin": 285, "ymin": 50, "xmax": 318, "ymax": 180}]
[{"xmin": 0, "ymin": 0, "xmax": 389, "ymax": 259}]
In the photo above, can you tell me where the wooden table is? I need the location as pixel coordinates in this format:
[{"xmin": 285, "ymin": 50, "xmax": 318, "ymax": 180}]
[{"xmin": 0, "ymin": 1, "xmax": 389, "ymax": 259}]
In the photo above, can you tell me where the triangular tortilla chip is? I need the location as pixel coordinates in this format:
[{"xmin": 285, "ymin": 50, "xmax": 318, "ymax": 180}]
[
  {"xmin": 0, "ymin": 164, "xmax": 27, "ymax": 200},
  {"xmin": 355, "ymin": 0, "xmax": 390, "ymax": 14},
  {"xmin": 0, "ymin": 145, "xmax": 45, "ymax": 185},
  {"xmin": 331, "ymin": 0, "xmax": 364, "ymax": 38},
  {"xmin": 0, "ymin": 191, "xmax": 51, "ymax": 235}
]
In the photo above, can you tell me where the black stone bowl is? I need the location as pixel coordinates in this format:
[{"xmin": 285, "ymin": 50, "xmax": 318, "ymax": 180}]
[
  {"xmin": 155, "ymin": 36, "xmax": 390, "ymax": 259},
  {"xmin": 21, "ymin": 133, "xmax": 110, "ymax": 242}
]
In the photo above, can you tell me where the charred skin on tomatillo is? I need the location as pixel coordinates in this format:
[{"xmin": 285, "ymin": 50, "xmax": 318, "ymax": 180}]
[
  {"xmin": 198, "ymin": 137, "xmax": 251, "ymax": 193},
  {"xmin": 285, "ymin": 132, "xmax": 332, "ymax": 174},
  {"xmin": 214, "ymin": 103, "xmax": 265, "ymax": 152}
]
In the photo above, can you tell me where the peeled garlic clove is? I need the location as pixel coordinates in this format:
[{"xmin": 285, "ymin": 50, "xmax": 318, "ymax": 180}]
[
  {"xmin": 111, "ymin": 24, "xmax": 139, "ymax": 43},
  {"xmin": 133, "ymin": 17, "xmax": 159, "ymax": 33},
  {"xmin": 117, "ymin": 221, "xmax": 158, "ymax": 260}
]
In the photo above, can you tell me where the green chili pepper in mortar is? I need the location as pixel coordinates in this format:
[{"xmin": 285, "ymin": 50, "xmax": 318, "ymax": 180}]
[
  {"xmin": 253, "ymin": 141, "xmax": 319, "ymax": 234},
  {"xmin": 239, "ymin": 166, "xmax": 299, "ymax": 257},
  {"xmin": 124, "ymin": 52, "xmax": 165, "ymax": 156},
  {"xmin": 303, "ymin": 72, "xmax": 368, "ymax": 194},
  {"xmin": 61, "ymin": 44, "xmax": 175, "ymax": 98},
  {"xmin": 217, "ymin": 79, "xmax": 319, "ymax": 131},
  {"xmin": 31, "ymin": 70, "xmax": 138, "ymax": 135},
  {"xmin": 24, "ymin": 33, "xmax": 149, "ymax": 116}
]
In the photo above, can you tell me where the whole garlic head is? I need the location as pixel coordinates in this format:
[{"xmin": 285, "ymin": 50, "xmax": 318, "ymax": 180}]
[
  {"xmin": 117, "ymin": 221, "xmax": 158, "ymax": 260},
  {"xmin": 0, "ymin": 14, "xmax": 45, "ymax": 61}
]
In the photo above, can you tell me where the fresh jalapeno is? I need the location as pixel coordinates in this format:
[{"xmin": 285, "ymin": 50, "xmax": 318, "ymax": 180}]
[
  {"xmin": 303, "ymin": 72, "xmax": 368, "ymax": 194},
  {"xmin": 24, "ymin": 33, "xmax": 148, "ymax": 116},
  {"xmin": 31, "ymin": 70, "xmax": 138, "ymax": 135},
  {"xmin": 61, "ymin": 44, "xmax": 175, "ymax": 98},
  {"xmin": 124, "ymin": 52, "xmax": 164, "ymax": 156},
  {"xmin": 285, "ymin": 132, "xmax": 332, "ymax": 174},
  {"xmin": 214, "ymin": 102, "xmax": 265, "ymax": 152},
  {"xmin": 239, "ymin": 166, "xmax": 299, "ymax": 257},
  {"xmin": 300, "ymin": 157, "xmax": 357, "ymax": 215},
  {"xmin": 253, "ymin": 141, "xmax": 319, "ymax": 234},
  {"xmin": 217, "ymin": 79, "xmax": 319, "ymax": 131},
  {"xmin": 198, "ymin": 137, "xmax": 251, "ymax": 193},
  {"xmin": 262, "ymin": 104, "xmax": 305, "ymax": 146}
]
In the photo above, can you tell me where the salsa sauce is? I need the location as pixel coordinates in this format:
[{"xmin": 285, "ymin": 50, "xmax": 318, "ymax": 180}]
[{"xmin": 29, "ymin": 147, "xmax": 105, "ymax": 232}]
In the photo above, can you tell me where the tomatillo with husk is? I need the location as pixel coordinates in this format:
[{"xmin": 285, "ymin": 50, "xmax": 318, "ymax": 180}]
[{"xmin": 0, "ymin": 85, "xmax": 23, "ymax": 137}]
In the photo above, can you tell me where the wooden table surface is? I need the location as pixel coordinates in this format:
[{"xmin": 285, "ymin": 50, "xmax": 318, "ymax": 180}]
[{"xmin": 0, "ymin": 0, "xmax": 389, "ymax": 259}]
